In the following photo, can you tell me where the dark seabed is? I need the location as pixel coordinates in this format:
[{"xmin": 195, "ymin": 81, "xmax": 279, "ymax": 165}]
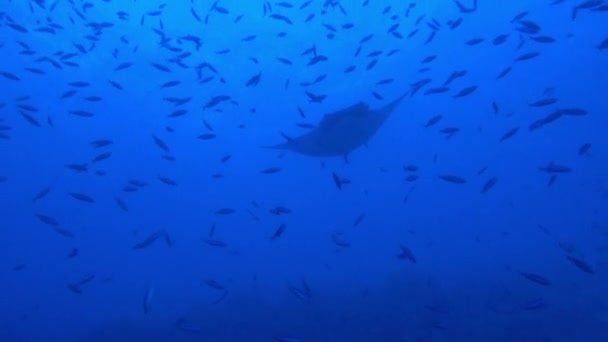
[{"xmin": 1, "ymin": 0, "xmax": 608, "ymax": 341}]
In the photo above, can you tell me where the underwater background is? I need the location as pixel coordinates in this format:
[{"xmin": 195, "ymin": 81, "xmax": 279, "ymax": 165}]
[{"xmin": 1, "ymin": 0, "xmax": 607, "ymax": 341}]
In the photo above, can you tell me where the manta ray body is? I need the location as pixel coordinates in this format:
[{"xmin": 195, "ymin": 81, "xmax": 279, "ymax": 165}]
[{"xmin": 266, "ymin": 93, "xmax": 408, "ymax": 157}]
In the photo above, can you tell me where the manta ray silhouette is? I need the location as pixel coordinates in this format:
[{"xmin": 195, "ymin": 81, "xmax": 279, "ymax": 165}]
[{"xmin": 265, "ymin": 92, "xmax": 408, "ymax": 157}]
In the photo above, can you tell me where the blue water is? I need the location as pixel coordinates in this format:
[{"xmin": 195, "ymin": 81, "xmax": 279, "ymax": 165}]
[{"xmin": 1, "ymin": 0, "xmax": 607, "ymax": 341}]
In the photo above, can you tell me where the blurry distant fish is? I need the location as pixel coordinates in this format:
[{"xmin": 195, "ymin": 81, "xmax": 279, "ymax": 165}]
[
  {"xmin": 271, "ymin": 224, "xmax": 287, "ymax": 240},
  {"xmin": 538, "ymin": 162, "xmax": 572, "ymax": 173},
  {"xmin": 288, "ymin": 279, "xmax": 312, "ymax": 303},
  {"xmin": 453, "ymin": 0, "xmax": 478, "ymax": 13},
  {"xmin": 519, "ymin": 271, "xmax": 551, "ymax": 286},
  {"xmin": 331, "ymin": 172, "xmax": 350, "ymax": 190},
  {"xmin": 33, "ymin": 187, "xmax": 51, "ymax": 201},
  {"xmin": 481, "ymin": 177, "xmax": 497, "ymax": 193},
  {"xmin": 565, "ymin": 255, "xmax": 594, "ymax": 274},
  {"xmin": 439, "ymin": 175, "xmax": 467, "ymax": 184},
  {"xmin": 353, "ymin": 213, "xmax": 366, "ymax": 227},
  {"xmin": 522, "ymin": 297, "xmax": 548, "ymax": 311},
  {"xmin": 133, "ymin": 230, "xmax": 171, "ymax": 249},
  {"xmin": 143, "ymin": 286, "xmax": 154, "ymax": 314},
  {"xmin": 66, "ymin": 274, "xmax": 95, "ymax": 294},
  {"xmin": 425, "ymin": 114, "xmax": 443, "ymax": 127},
  {"xmin": 398, "ymin": 245, "xmax": 416, "ymax": 263},
  {"xmin": 331, "ymin": 232, "xmax": 351, "ymax": 247},
  {"xmin": 578, "ymin": 143, "xmax": 591, "ymax": 156}
]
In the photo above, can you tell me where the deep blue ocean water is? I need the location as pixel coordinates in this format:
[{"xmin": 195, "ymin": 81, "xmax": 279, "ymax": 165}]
[{"xmin": 1, "ymin": 0, "xmax": 607, "ymax": 341}]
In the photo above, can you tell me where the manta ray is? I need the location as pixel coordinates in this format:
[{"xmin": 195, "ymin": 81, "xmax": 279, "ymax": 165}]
[{"xmin": 265, "ymin": 92, "xmax": 408, "ymax": 157}]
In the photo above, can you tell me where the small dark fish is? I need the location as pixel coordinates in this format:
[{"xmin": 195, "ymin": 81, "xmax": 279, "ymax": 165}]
[
  {"xmin": 522, "ymin": 298, "xmax": 547, "ymax": 311},
  {"xmin": 288, "ymin": 280, "xmax": 312, "ymax": 303},
  {"xmin": 133, "ymin": 231, "xmax": 170, "ymax": 249},
  {"xmin": 547, "ymin": 174, "xmax": 558, "ymax": 187},
  {"xmin": 307, "ymin": 55, "xmax": 328, "ymax": 66},
  {"xmin": 269, "ymin": 13, "xmax": 293, "ymax": 25},
  {"xmin": 92, "ymin": 152, "xmax": 111, "ymax": 163},
  {"xmin": 203, "ymin": 279, "xmax": 225, "ymax": 290},
  {"xmin": 91, "ymin": 139, "xmax": 113, "ymax": 148},
  {"xmin": 331, "ymin": 232, "xmax": 351, "ymax": 247},
  {"xmin": 215, "ymin": 208, "xmax": 235, "ymax": 215},
  {"xmin": 515, "ymin": 52, "xmax": 540, "ymax": 61},
  {"xmin": 83, "ymin": 96, "xmax": 103, "ymax": 102},
  {"xmin": 151, "ymin": 63, "xmax": 171, "ymax": 72},
  {"xmin": 68, "ymin": 81, "xmax": 90, "ymax": 88},
  {"xmin": 129, "ymin": 179, "xmax": 148, "ymax": 187},
  {"xmin": 453, "ymin": 85, "xmax": 478, "ymax": 98},
  {"xmin": 519, "ymin": 271, "xmax": 551, "ymax": 286},
  {"xmin": 33, "ymin": 187, "xmax": 51, "ymax": 201},
  {"xmin": 108, "ymin": 80, "xmax": 123, "ymax": 90},
  {"xmin": 539, "ymin": 162, "xmax": 571, "ymax": 173},
  {"xmin": 271, "ymin": 224, "xmax": 287, "ymax": 240},
  {"xmin": 143, "ymin": 286, "xmax": 154, "ymax": 314},
  {"xmin": 152, "ymin": 135, "xmax": 170, "ymax": 152},
  {"xmin": 496, "ymin": 66, "xmax": 512, "ymax": 79},
  {"xmin": 425, "ymin": 87, "xmax": 450, "ymax": 95},
  {"xmin": 204, "ymin": 239, "xmax": 226, "ymax": 247},
  {"xmin": 35, "ymin": 214, "xmax": 59, "ymax": 226},
  {"xmin": 531, "ymin": 35, "xmax": 556, "ymax": 43},
  {"xmin": 245, "ymin": 72, "xmax": 262, "ymax": 87},
  {"xmin": 158, "ymin": 176, "xmax": 177, "ymax": 186},
  {"xmin": 114, "ymin": 62, "xmax": 132, "ymax": 71},
  {"xmin": 440, "ymin": 127, "xmax": 460, "ymax": 137},
  {"xmin": 21, "ymin": 112, "xmax": 41, "ymax": 126},
  {"xmin": 353, "ymin": 213, "xmax": 366, "ymax": 227},
  {"xmin": 261, "ymin": 167, "xmax": 282, "ymax": 174},
  {"xmin": 499, "ymin": 127, "xmax": 519, "ymax": 142},
  {"xmin": 565, "ymin": 255, "xmax": 594, "ymax": 274},
  {"xmin": 578, "ymin": 143, "xmax": 591, "ymax": 156},
  {"xmin": 296, "ymin": 123, "xmax": 315, "ymax": 129},
  {"xmin": 67, "ymin": 248, "xmax": 79, "ymax": 259},
  {"xmin": 0, "ymin": 71, "xmax": 20, "ymax": 81},
  {"xmin": 305, "ymin": 91, "xmax": 326, "ymax": 103},
  {"xmin": 65, "ymin": 163, "xmax": 88, "ymax": 172},
  {"xmin": 53, "ymin": 227, "xmax": 75, "ymax": 238},
  {"xmin": 208, "ymin": 223, "xmax": 216, "ymax": 238},
  {"xmin": 344, "ymin": 65, "xmax": 356, "ymax": 73},
  {"xmin": 69, "ymin": 110, "xmax": 95, "ymax": 117},
  {"xmin": 198, "ymin": 133, "xmax": 216, "ymax": 140},
  {"xmin": 66, "ymin": 284, "xmax": 82, "ymax": 294},
  {"xmin": 68, "ymin": 192, "xmax": 95, "ymax": 203},
  {"xmin": 493, "ymin": 34, "xmax": 509, "ymax": 45},
  {"xmin": 439, "ymin": 175, "xmax": 467, "ymax": 184},
  {"xmin": 269, "ymin": 206, "xmax": 292, "ymax": 215},
  {"xmin": 405, "ymin": 174, "xmax": 418, "ymax": 182},
  {"xmin": 161, "ymin": 80, "xmax": 181, "ymax": 88},
  {"xmin": 114, "ymin": 197, "xmax": 128, "ymax": 211},
  {"xmin": 556, "ymin": 108, "xmax": 588, "ymax": 116},
  {"xmin": 466, "ymin": 38, "xmax": 484, "ymax": 46},
  {"xmin": 397, "ymin": 245, "xmax": 416, "ymax": 263},
  {"xmin": 331, "ymin": 173, "xmax": 343, "ymax": 190},
  {"xmin": 529, "ymin": 98, "xmax": 558, "ymax": 107},
  {"xmin": 481, "ymin": 177, "xmax": 497, "ymax": 193},
  {"xmin": 425, "ymin": 115, "xmax": 442, "ymax": 127}
]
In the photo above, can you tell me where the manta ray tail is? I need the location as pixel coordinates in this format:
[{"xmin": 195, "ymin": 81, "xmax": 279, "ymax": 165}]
[{"xmin": 260, "ymin": 131, "xmax": 293, "ymax": 150}]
